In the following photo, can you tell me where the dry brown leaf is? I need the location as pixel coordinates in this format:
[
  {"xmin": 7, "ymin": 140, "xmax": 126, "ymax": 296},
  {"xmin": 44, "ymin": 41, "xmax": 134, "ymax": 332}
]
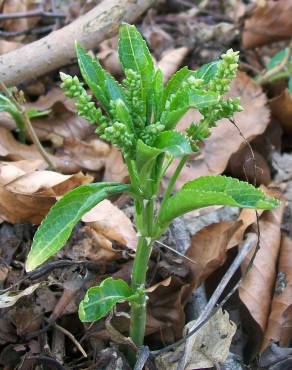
[
  {"xmin": 0, "ymin": 40, "xmax": 22, "ymax": 55},
  {"xmin": 239, "ymin": 201, "xmax": 285, "ymax": 332},
  {"xmin": 262, "ymin": 235, "xmax": 292, "ymax": 350},
  {"xmin": 97, "ymin": 37, "xmax": 122, "ymax": 77},
  {"xmin": 170, "ymin": 71, "xmax": 270, "ymax": 188},
  {"xmin": 0, "ymin": 167, "xmax": 92, "ymax": 224},
  {"xmin": 155, "ymin": 309, "xmax": 236, "ymax": 370},
  {"xmin": 186, "ymin": 221, "xmax": 242, "ymax": 289},
  {"xmin": 147, "ymin": 276, "xmax": 191, "ymax": 343},
  {"xmin": 0, "ymin": 159, "xmax": 44, "ymax": 185},
  {"xmin": 82, "ymin": 199, "xmax": 137, "ymax": 250},
  {"xmin": 243, "ymin": 1, "xmax": 292, "ymax": 49},
  {"xmin": 103, "ymin": 147, "xmax": 128, "ymax": 183},
  {"xmin": 157, "ymin": 47, "xmax": 189, "ymax": 82},
  {"xmin": 269, "ymin": 89, "xmax": 292, "ymax": 134}
]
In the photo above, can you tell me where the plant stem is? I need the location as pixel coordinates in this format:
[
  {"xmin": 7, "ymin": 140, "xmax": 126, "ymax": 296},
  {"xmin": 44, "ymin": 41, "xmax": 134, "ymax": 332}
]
[{"xmin": 130, "ymin": 235, "xmax": 153, "ymax": 347}]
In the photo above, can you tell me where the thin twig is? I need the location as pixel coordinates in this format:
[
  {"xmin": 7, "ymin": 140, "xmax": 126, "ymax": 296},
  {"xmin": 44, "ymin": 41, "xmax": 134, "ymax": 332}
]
[
  {"xmin": 0, "ymin": 9, "xmax": 65, "ymax": 20},
  {"xmin": 0, "ymin": 25, "xmax": 54, "ymax": 38},
  {"xmin": 54, "ymin": 324, "xmax": 87, "ymax": 358},
  {"xmin": 0, "ymin": 81, "xmax": 56, "ymax": 170},
  {"xmin": 154, "ymin": 240, "xmax": 198, "ymax": 265}
]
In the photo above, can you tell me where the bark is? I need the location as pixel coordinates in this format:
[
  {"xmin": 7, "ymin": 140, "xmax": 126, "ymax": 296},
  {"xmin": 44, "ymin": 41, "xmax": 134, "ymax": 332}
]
[{"xmin": 0, "ymin": 0, "xmax": 156, "ymax": 86}]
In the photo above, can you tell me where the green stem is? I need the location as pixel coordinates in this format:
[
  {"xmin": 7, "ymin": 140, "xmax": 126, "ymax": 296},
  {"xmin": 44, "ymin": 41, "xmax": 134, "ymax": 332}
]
[{"xmin": 130, "ymin": 235, "xmax": 153, "ymax": 347}]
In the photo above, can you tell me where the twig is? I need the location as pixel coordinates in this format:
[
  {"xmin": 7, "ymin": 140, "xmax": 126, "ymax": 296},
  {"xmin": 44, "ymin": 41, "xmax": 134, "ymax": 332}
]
[
  {"xmin": 54, "ymin": 323, "xmax": 87, "ymax": 358},
  {"xmin": 152, "ymin": 233, "xmax": 257, "ymax": 359},
  {"xmin": 256, "ymin": 38, "xmax": 292, "ymax": 85},
  {"xmin": 0, "ymin": 0, "xmax": 157, "ymax": 86},
  {"xmin": 0, "ymin": 25, "xmax": 54, "ymax": 38},
  {"xmin": 0, "ymin": 81, "xmax": 56, "ymax": 170},
  {"xmin": 154, "ymin": 240, "xmax": 198, "ymax": 265},
  {"xmin": 0, "ymin": 9, "xmax": 65, "ymax": 20}
]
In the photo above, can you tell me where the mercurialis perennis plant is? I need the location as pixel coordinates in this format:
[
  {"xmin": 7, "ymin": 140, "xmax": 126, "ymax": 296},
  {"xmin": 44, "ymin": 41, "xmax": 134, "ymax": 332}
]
[{"xmin": 25, "ymin": 23, "xmax": 278, "ymax": 355}]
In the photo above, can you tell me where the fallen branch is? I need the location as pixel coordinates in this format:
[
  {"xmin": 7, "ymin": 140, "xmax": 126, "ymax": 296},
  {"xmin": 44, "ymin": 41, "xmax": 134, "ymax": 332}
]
[{"xmin": 0, "ymin": 0, "xmax": 157, "ymax": 86}]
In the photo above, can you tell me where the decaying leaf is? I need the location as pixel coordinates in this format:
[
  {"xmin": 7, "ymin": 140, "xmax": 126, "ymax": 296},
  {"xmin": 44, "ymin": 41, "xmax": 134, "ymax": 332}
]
[
  {"xmin": 171, "ymin": 72, "xmax": 270, "ymax": 188},
  {"xmin": 269, "ymin": 89, "xmax": 292, "ymax": 134},
  {"xmin": 186, "ymin": 220, "xmax": 242, "ymax": 289},
  {"xmin": 82, "ymin": 199, "xmax": 137, "ymax": 250},
  {"xmin": 155, "ymin": 309, "xmax": 236, "ymax": 370},
  {"xmin": 157, "ymin": 47, "xmax": 189, "ymax": 82},
  {"xmin": 103, "ymin": 147, "xmax": 128, "ymax": 183},
  {"xmin": 243, "ymin": 0, "xmax": 292, "ymax": 49},
  {"xmin": 0, "ymin": 283, "xmax": 42, "ymax": 308},
  {"xmin": 262, "ymin": 235, "xmax": 292, "ymax": 350},
  {"xmin": 239, "ymin": 201, "xmax": 285, "ymax": 332},
  {"xmin": 0, "ymin": 163, "xmax": 92, "ymax": 224}
]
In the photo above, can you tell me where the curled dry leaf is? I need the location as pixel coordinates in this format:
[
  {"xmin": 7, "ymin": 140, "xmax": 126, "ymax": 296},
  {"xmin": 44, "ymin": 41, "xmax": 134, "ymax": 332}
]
[
  {"xmin": 82, "ymin": 199, "xmax": 137, "ymax": 250},
  {"xmin": 155, "ymin": 309, "xmax": 236, "ymax": 370},
  {"xmin": 0, "ymin": 283, "xmax": 42, "ymax": 308},
  {"xmin": 262, "ymin": 235, "xmax": 292, "ymax": 350},
  {"xmin": 239, "ymin": 201, "xmax": 285, "ymax": 332},
  {"xmin": 186, "ymin": 220, "xmax": 242, "ymax": 289},
  {"xmin": 243, "ymin": 0, "xmax": 292, "ymax": 49},
  {"xmin": 269, "ymin": 89, "xmax": 292, "ymax": 134},
  {"xmin": 0, "ymin": 163, "xmax": 92, "ymax": 224},
  {"xmin": 172, "ymin": 72, "xmax": 270, "ymax": 188}
]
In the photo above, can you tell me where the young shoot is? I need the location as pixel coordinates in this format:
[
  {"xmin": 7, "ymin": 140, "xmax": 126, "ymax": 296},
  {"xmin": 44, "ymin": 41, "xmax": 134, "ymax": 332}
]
[{"xmin": 25, "ymin": 23, "xmax": 278, "ymax": 362}]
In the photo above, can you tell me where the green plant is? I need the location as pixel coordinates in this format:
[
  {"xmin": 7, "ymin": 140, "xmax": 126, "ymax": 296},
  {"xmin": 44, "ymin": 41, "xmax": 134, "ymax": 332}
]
[{"xmin": 25, "ymin": 24, "xmax": 278, "ymax": 357}]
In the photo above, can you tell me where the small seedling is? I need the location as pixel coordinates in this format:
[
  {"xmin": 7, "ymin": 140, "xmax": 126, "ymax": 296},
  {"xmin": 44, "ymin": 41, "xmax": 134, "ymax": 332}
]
[{"xmin": 25, "ymin": 24, "xmax": 278, "ymax": 357}]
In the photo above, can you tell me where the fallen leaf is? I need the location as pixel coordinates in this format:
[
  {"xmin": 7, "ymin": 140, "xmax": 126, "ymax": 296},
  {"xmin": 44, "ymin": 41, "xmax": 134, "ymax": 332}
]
[
  {"xmin": 103, "ymin": 147, "xmax": 128, "ymax": 183},
  {"xmin": 0, "ymin": 167, "xmax": 92, "ymax": 224},
  {"xmin": 0, "ymin": 283, "xmax": 41, "ymax": 308},
  {"xmin": 262, "ymin": 235, "xmax": 292, "ymax": 350},
  {"xmin": 0, "ymin": 40, "xmax": 22, "ymax": 55},
  {"xmin": 147, "ymin": 276, "xmax": 191, "ymax": 343},
  {"xmin": 0, "ymin": 159, "xmax": 44, "ymax": 185},
  {"xmin": 97, "ymin": 37, "xmax": 122, "ymax": 77},
  {"xmin": 239, "ymin": 201, "xmax": 285, "ymax": 332},
  {"xmin": 186, "ymin": 221, "xmax": 242, "ymax": 289},
  {"xmin": 259, "ymin": 343, "xmax": 292, "ymax": 369},
  {"xmin": 82, "ymin": 199, "xmax": 137, "ymax": 250},
  {"xmin": 158, "ymin": 47, "xmax": 189, "ymax": 82},
  {"xmin": 155, "ymin": 309, "xmax": 236, "ymax": 370},
  {"xmin": 269, "ymin": 89, "xmax": 292, "ymax": 134},
  {"xmin": 243, "ymin": 1, "xmax": 292, "ymax": 49},
  {"xmin": 171, "ymin": 72, "xmax": 270, "ymax": 188}
]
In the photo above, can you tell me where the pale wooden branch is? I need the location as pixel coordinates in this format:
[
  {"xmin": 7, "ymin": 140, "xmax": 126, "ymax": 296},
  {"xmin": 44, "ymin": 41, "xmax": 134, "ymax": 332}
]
[{"xmin": 0, "ymin": 0, "xmax": 157, "ymax": 86}]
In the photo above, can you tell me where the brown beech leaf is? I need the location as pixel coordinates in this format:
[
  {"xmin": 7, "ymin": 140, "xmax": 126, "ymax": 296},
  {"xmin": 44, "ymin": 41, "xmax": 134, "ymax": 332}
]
[
  {"xmin": 262, "ymin": 235, "xmax": 292, "ymax": 350},
  {"xmin": 0, "ymin": 167, "xmax": 92, "ymax": 224},
  {"xmin": 0, "ymin": 40, "xmax": 22, "ymax": 55},
  {"xmin": 155, "ymin": 309, "xmax": 236, "ymax": 370},
  {"xmin": 239, "ymin": 201, "xmax": 285, "ymax": 332},
  {"xmin": 186, "ymin": 221, "xmax": 242, "ymax": 289},
  {"xmin": 170, "ymin": 72, "xmax": 270, "ymax": 188},
  {"xmin": 147, "ymin": 276, "xmax": 191, "ymax": 343},
  {"xmin": 103, "ymin": 147, "xmax": 128, "ymax": 183},
  {"xmin": 158, "ymin": 47, "xmax": 189, "ymax": 82},
  {"xmin": 269, "ymin": 89, "xmax": 292, "ymax": 134},
  {"xmin": 243, "ymin": 0, "xmax": 292, "ymax": 49},
  {"xmin": 97, "ymin": 37, "xmax": 122, "ymax": 77},
  {"xmin": 82, "ymin": 199, "xmax": 137, "ymax": 250}
]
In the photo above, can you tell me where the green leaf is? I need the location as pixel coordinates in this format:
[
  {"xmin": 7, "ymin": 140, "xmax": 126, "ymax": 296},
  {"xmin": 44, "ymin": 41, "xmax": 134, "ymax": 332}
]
[
  {"xmin": 27, "ymin": 108, "xmax": 51, "ymax": 119},
  {"xmin": 153, "ymin": 68, "xmax": 164, "ymax": 121},
  {"xmin": 118, "ymin": 23, "xmax": 155, "ymax": 121},
  {"xmin": 288, "ymin": 78, "xmax": 292, "ymax": 93},
  {"xmin": 26, "ymin": 182, "xmax": 130, "ymax": 272},
  {"xmin": 79, "ymin": 277, "xmax": 138, "ymax": 322},
  {"xmin": 267, "ymin": 48, "xmax": 289, "ymax": 70},
  {"xmin": 76, "ymin": 43, "xmax": 125, "ymax": 110},
  {"xmin": 163, "ymin": 66, "xmax": 191, "ymax": 107},
  {"xmin": 153, "ymin": 131, "xmax": 192, "ymax": 157},
  {"xmin": 158, "ymin": 175, "xmax": 279, "ymax": 228},
  {"xmin": 161, "ymin": 89, "xmax": 219, "ymax": 129},
  {"xmin": 193, "ymin": 60, "xmax": 219, "ymax": 83}
]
